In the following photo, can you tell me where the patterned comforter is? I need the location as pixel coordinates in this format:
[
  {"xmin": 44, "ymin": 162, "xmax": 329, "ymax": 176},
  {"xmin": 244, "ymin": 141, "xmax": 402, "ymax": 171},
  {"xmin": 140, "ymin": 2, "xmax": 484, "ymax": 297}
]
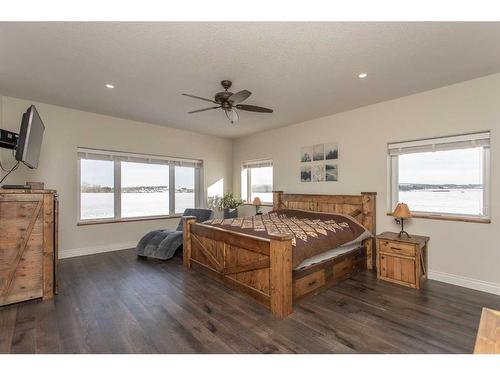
[{"xmin": 202, "ymin": 208, "xmax": 370, "ymax": 268}]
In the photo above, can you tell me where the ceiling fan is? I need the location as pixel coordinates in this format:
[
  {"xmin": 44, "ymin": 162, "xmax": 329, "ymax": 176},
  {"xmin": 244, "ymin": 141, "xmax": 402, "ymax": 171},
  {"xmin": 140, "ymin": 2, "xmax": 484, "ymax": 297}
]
[{"xmin": 182, "ymin": 80, "xmax": 273, "ymax": 124}]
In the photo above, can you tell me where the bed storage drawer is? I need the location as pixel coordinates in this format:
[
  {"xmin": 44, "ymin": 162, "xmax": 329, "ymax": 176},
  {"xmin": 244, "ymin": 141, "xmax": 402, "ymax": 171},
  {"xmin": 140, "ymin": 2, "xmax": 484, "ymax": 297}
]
[{"xmin": 294, "ymin": 270, "xmax": 326, "ymax": 298}]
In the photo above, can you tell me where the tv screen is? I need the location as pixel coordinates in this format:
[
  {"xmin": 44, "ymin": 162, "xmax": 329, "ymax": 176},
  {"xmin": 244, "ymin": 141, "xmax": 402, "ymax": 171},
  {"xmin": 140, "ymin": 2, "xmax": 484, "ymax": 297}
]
[{"xmin": 15, "ymin": 105, "xmax": 45, "ymax": 169}]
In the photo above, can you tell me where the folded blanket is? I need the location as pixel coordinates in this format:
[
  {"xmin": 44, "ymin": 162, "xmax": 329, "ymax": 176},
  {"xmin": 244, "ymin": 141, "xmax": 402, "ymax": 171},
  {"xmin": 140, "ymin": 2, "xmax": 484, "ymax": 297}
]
[{"xmin": 202, "ymin": 208, "xmax": 371, "ymax": 268}]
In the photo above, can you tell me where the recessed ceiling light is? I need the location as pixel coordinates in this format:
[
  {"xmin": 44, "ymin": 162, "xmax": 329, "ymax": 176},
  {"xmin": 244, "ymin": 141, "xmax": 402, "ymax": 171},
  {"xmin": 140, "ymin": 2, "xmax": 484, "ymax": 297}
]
[
  {"xmin": 358, "ymin": 73, "xmax": 368, "ymax": 79},
  {"xmin": 105, "ymin": 84, "xmax": 115, "ymax": 89}
]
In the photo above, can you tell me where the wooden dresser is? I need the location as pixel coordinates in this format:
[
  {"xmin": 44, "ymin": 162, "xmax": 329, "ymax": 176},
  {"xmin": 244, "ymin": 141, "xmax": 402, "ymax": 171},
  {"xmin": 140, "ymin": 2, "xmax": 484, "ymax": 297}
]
[
  {"xmin": 376, "ymin": 231, "xmax": 429, "ymax": 289},
  {"xmin": 0, "ymin": 189, "xmax": 58, "ymax": 306}
]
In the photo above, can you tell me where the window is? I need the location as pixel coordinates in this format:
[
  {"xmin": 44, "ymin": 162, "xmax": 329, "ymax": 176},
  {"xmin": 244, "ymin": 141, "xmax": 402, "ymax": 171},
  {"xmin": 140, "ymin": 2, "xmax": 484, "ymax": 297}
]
[
  {"xmin": 388, "ymin": 132, "xmax": 490, "ymax": 220},
  {"xmin": 78, "ymin": 148, "xmax": 203, "ymax": 222},
  {"xmin": 121, "ymin": 162, "xmax": 170, "ymax": 218},
  {"xmin": 80, "ymin": 159, "xmax": 115, "ymax": 220},
  {"xmin": 241, "ymin": 160, "xmax": 273, "ymax": 203},
  {"xmin": 175, "ymin": 166, "xmax": 195, "ymax": 214}
]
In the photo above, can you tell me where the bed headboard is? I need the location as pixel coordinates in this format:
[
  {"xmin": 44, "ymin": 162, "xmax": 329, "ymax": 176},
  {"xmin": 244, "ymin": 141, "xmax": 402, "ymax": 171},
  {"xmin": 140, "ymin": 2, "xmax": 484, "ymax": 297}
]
[{"xmin": 272, "ymin": 191, "xmax": 377, "ymax": 235}]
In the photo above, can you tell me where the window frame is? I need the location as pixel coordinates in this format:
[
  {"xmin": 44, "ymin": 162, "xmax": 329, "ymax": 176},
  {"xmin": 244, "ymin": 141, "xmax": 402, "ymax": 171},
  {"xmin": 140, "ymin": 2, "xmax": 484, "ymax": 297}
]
[
  {"xmin": 387, "ymin": 132, "xmax": 491, "ymax": 222},
  {"xmin": 77, "ymin": 148, "xmax": 203, "ymax": 224},
  {"xmin": 241, "ymin": 159, "xmax": 274, "ymax": 204}
]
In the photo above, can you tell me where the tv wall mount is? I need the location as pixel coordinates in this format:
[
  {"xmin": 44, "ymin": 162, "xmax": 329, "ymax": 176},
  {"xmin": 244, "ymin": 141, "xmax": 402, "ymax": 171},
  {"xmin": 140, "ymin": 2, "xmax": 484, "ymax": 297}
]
[
  {"xmin": 0, "ymin": 128, "xmax": 19, "ymax": 150},
  {"xmin": 0, "ymin": 128, "xmax": 27, "ymax": 189}
]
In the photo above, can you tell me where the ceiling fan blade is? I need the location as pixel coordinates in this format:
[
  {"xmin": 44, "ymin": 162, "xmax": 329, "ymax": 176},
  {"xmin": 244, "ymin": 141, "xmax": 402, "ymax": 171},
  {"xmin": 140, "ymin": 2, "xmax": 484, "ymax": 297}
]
[
  {"xmin": 228, "ymin": 90, "xmax": 251, "ymax": 105},
  {"xmin": 182, "ymin": 93, "xmax": 217, "ymax": 104},
  {"xmin": 188, "ymin": 106, "xmax": 220, "ymax": 114},
  {"xmin": 224, "ymin": 109, "xmax": 239, "ymax": 124},
  {"xmin": 235, "ymin": 104, "xmax": 273, "ymax": 113}
]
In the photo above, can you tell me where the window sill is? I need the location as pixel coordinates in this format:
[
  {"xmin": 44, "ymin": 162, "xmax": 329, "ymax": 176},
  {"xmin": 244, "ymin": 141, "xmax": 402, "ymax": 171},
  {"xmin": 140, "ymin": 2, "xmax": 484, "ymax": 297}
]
[
  {"xmin": 386, "ymin": 212, "xmax": 490, "ymax": 224},
  {"xmin": 77, "ymin": 214, "xmax": 182, "ymax": 226},
  {"xmin": 242, "ymin": 202, "xmax": 273, "ymax": 207}
]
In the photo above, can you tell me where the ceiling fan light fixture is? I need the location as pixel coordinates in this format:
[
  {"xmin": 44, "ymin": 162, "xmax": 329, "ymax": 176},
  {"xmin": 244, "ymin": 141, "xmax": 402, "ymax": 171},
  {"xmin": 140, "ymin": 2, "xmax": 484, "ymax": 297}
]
[{"xmin": 225, "ymin": 109, "xmax": 239, "ymax": 124}]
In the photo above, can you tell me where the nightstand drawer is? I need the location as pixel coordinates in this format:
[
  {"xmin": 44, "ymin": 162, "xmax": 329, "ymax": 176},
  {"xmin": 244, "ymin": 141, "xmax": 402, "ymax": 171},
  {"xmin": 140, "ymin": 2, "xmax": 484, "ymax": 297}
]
[{"xmin": 378, "ymin": 240, "xmax": 416, "ymax": 257}]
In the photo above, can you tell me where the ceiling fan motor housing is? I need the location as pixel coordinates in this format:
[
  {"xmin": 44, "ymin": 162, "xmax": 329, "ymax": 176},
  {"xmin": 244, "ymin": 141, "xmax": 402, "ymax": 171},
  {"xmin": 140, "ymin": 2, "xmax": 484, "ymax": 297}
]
[{"xmin": 215, "ymin": 91, "xmax": 234, "ymax": 106}]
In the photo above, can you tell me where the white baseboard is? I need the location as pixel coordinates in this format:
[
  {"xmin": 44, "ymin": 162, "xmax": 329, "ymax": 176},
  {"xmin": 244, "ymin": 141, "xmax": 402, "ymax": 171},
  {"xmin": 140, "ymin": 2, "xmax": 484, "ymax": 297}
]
[
  {"xmin": 59, "ymin": 242, "xmax": 137, "ymax": 259},
  {"xmin": 428, "ymin": 270, "xmax": 500, "ymax": 296}
]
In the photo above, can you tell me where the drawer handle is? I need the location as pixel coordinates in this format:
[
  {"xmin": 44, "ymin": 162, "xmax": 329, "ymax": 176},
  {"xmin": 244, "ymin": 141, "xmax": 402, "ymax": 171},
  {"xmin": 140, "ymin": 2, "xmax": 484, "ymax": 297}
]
[
  {"xmin": 390, "ymin": 246, "xmax": 404, "ymax": 251},
  {"xmin": 308, "ymin": 280, "xmax": 317, "ymax": 286}
]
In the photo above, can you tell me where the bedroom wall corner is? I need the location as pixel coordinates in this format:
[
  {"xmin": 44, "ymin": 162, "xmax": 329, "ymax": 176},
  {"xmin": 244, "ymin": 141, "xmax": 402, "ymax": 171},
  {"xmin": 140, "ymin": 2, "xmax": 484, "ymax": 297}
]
[{"xmin": 231, "ymin": 73, "xmax": 500, "ymax": 293}]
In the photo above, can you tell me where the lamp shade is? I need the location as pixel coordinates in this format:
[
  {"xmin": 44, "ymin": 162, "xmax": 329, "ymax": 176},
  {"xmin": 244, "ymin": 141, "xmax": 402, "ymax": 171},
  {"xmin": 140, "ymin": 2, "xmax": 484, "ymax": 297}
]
[
  {"xmin": 393, "ymin": 203, "xmax": 411, "ymax": 219},
  {"xmin": 252, "ymin": 197, "xmax": 262, "ymax": 206}
]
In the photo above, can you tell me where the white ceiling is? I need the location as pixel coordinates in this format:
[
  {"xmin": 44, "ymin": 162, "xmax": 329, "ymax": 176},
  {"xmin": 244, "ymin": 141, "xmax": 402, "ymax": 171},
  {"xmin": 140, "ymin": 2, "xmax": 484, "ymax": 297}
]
[{"xmin": 1, "ymin": 22, "xmax": 500, "ymax": 138}]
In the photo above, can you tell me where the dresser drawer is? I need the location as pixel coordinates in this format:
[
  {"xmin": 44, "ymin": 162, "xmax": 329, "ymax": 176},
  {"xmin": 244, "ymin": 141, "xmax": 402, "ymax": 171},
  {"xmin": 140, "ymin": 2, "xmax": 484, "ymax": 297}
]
[{"xmin": 378, "ymin": 239, "xmax": 416, "ymax": 257}]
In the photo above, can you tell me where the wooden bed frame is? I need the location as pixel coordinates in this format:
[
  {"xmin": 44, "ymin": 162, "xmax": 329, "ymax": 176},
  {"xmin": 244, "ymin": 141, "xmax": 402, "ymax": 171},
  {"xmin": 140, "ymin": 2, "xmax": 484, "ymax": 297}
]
[{"xmin": 183, "ymin": 191, "xmax": 376, "ymax": 318}]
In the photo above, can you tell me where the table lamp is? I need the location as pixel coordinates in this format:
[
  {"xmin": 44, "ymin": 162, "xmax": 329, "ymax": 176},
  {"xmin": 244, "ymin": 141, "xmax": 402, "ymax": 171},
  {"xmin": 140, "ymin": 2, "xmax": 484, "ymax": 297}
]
[
  {"xmin": 393, "ymin": 203, "xmax": 411, "ymax": 238},
  {"xmin": 252, "ymin": 197, "xmax": 262, "ymax": 215}
]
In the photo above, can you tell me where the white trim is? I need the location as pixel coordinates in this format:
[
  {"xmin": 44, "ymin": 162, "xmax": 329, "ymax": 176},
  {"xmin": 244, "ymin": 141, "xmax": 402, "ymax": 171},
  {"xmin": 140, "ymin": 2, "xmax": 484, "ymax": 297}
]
[
  {"xmin": 387, "ymin": 144, "xmax": 490, "ymax": 219},
  {"xmin": 78, "ymin": 149, "xmax": 202, "ymax": 222},
  {"xmin": 483, "ymin": 147, "xmax": 491, "ymax": 217},
  {"xmin": 114, "ymin": 159, "xmax": 121, "ymax": 218},
  {"xmin": 389, "ymin": 155, "xmax": 398, "ymax": 212},
  {"xmin": 428, "ymin": 269, "xmax": 500, "ymax": 296},
  {"xmin": 388, "ymin": 131, "xmax": 490, "ymax": 151},
  {"xmin": 76, "ymin": 157, "xmax": 82, "ymax": 222},
  {"xmin": 246, "ymin": 167, "xmax": 251, "ymax": 202},
  {"xmin": 169, "ymin": 164, "xmax": 175, "ymax": 214},
  {"xmin": 242, "ymin": 158, "xmax": 273, "ymax": 169},
  {"xmin": 59, "ymin": 241, "xmax": 137, "ymax": 259},
  {"xmin": 77, "ymin": 146, "xmax": 203, "ymax": 167},
  {"xmin": 241, "ymin": 159, "xmax": 274, "ymax": 203}
]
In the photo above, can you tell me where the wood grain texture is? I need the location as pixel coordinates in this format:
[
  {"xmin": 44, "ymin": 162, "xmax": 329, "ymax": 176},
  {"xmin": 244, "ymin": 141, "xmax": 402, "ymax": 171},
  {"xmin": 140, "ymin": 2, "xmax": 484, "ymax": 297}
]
[
  {"xmin": 293, "ymin": 246, "xmax": 367, "ymax": 300},
  {"xmin": 269, "ymin": 238, "xmax": 293, "ymax": 318},
  {"xmin": 182, "ymin": 217, "xmax": 196, "ymax": 269},
  {"xmin": 0, "ymin": 191, "xmax": 57, "ymax": 306},
  {"xmin": 1, "ymin": 248, "xmax": 499, "ymax": 354},
  {"xmin": 42, "ymin": 194, "xmax": 54, "ymax": 300},
  {"xmin": 376, "ymin": 232, "xmax": 429, "ymax": 289},
  {"xmin": 54, "ymin": 194, "xmax": 59, "ymax": 294},
  {"xmin": 386, "ymin": 211, "xmax": 491, "ymax": 224},
  {"xmin": 474, "ymin": 308, "xmax": 500, "ymax": 354}
]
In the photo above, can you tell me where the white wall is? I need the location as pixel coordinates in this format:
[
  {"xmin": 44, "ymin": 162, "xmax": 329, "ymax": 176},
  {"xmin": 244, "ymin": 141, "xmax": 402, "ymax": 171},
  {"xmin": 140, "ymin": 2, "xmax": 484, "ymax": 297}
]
[
  {"xmin": 0, "ymin": 96, "xmax": 232, "ymax": 258},
  {"xmin": 233, "ymin": 73, "xmax": 500, "ymax": 294},
  {"xmin": 2, "ymin": 73, "xmax": 499, "ymax": 294}
]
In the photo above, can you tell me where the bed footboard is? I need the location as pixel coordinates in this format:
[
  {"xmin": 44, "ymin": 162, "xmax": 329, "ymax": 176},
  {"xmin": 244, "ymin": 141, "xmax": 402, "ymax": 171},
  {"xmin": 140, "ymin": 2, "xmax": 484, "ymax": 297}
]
[{"xmin": 183, "ymin": 216, "xmax": 294, "ymax": 318}]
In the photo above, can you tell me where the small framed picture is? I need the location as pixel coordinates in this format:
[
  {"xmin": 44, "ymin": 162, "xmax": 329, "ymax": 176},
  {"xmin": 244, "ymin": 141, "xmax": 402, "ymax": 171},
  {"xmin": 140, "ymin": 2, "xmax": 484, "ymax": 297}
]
[
  {"xmin": 312, "ymin": 164, "xmax": 325, "ymax": 182},
  {"xmin": 313, "ymin": 144, "xmax": 324, "ymax": 161},
  {"xmin": 300, "ymin": 146, "xmax": 313, "ymax": 162},
  {"xmin": 300, "ymin": 166, "xmax": 311, "ymax": 182},
  {"xmin": 325, "ymin": 164, "xmax": 338, "ymax": 182},
  {"xmin": 325, "ymin": 142, "xmax": 339, "ymax": 160}
]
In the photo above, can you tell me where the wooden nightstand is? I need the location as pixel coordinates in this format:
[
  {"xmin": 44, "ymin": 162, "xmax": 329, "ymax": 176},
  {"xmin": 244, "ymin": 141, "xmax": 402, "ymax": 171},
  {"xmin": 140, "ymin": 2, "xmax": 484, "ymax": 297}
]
[{"xmin": 376, "ymin": 232, "xmax": 430, "ymax": 289}]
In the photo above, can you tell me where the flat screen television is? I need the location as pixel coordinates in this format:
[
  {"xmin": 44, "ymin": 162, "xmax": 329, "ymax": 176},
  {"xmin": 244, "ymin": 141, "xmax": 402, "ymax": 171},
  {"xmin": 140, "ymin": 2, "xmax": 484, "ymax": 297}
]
[{"xmin": 15, "ymin": 105, "xmax": 45, "ymax": 169}]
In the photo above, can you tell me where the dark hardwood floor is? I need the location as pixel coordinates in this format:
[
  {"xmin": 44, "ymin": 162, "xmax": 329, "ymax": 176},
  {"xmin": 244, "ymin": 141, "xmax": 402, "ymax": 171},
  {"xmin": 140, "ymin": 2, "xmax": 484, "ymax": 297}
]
[{"xmin": 1, "ymin": 248, "xmax": 499, "ymax": 354}]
